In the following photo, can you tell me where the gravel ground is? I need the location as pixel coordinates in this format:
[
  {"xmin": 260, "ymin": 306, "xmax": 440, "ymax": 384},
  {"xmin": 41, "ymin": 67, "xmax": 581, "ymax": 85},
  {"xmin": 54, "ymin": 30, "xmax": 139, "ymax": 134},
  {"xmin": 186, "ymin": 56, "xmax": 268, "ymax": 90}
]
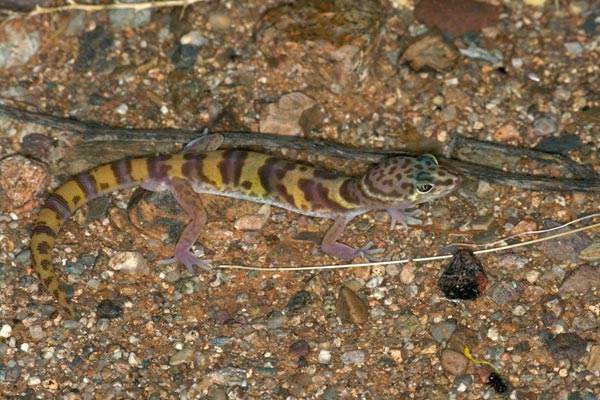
[{"xmin": 0, "ymin": 0, "xmax": 599, "ymax": 398}]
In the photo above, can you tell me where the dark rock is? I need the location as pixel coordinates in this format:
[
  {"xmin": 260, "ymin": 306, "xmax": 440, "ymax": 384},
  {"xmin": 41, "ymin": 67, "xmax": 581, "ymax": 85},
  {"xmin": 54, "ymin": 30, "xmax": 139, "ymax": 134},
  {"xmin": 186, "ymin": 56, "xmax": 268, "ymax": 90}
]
[
  {"xmin": 547, "ymin": 333, "xmax": 587, "ymax": 361},
  {"xmin": 171, "ymin": 44, "xmax": 200, "ymax": 69},
  {"xmin": 438, "ymin": 250, "xmax": 488, "ymax": 300},
  {"xmin": 540, "ymin": 220, "xmax": 591, "ymax": 263},
  {"xmin": 414, "ymin": 0, "xmax": 501, "ymax": 37},
  {"xmin": 289, "ymin": 340, "xmax": 311, "ymax": 357},
  {"xmin": 74, "ymin": 26, "xmax": 114, "ymax": 72},
  {"xmin": 96, "ymin": 299, "xmax": 124, "ymax": 319},
  {"xmin": 286, "ymin": 290, "xmax": 311, "ymax": 313},
  {"xmin": 20, "ymin": 133, "xmax": 54, "ymax": 158},
  {"xmin": 535, "ymin": 134, "xmax": 581, "ymax": 155},
  {"xmin": 559, "ymin": 265, "xmax": 600, "ymax": 295}
]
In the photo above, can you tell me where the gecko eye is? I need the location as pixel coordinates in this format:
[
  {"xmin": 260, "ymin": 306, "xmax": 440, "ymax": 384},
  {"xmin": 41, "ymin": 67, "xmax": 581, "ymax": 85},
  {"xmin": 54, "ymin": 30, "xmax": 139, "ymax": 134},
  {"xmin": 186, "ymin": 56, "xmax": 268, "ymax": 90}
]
[{"xmin": 416, "ymin": 183, "xmax": 433, "ymax": 193}]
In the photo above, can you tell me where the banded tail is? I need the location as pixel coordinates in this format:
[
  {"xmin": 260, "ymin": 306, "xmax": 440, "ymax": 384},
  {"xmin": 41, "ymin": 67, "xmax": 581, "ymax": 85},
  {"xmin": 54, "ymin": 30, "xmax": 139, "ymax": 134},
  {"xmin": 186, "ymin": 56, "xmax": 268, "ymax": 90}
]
[{"xmin": 30, "ymin": 157, "xmax": 157, "ymax": 317}]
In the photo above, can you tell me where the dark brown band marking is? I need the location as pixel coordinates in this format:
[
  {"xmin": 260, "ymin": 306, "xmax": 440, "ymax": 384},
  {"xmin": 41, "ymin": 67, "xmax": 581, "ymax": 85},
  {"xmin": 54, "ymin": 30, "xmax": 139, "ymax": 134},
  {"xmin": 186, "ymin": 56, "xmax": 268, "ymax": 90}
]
[
  {"xmin": 298, "ymin": 178, "xmax": 347, "ymax": 213},
  {"xmin": 182, "ymin": 153, "xmax": 217, "ymax": 186},
  {"xmin": 218, "ymin": 150, "xmax": 248, "ymax": 186},
  {"xmin": 274, "ymin": 183, "xmax": 297, "ymax": 209},
  {"xmin": 74, "ymin": 172, "xmax": 99, "ymax": 199},
  {"xmin": 147, "ymin": 155, "xmax": 172, "ymax": 180},
  {"xmin": 339, "ymin": 179, "xmax": 360, "ymax": 205},
  {"xmin": 44, "ymin": 193, "xmax": 72, "ymax": 221},
  {"xmin": 32, "ymin": 224, "xmax": 58, "ymax": 238},
  {"xmin": 111, "ymin": 159, "xmax": 134, "ymax": 186},
  {"xmin": 258, "ymin": 157, "xmax": 295, "ymax": 193}
]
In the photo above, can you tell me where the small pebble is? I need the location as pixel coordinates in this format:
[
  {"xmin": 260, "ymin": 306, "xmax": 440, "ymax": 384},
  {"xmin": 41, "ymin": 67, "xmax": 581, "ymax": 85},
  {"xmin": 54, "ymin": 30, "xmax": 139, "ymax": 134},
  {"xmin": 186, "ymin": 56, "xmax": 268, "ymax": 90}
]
[
  {"xmin": 234, "ymin": 207, "xmax": 270, "ymax": 230},
  {"xmin": 289, "ymin": 341, "xmax": 311, "ymax": 357},
  {"xmin": 533, "ymin": 113, "xmax": 558, "ymax": 136},
  {"xmin": 208, "ymin": 9, "xmax": 232, "ymax": 31},
  {"xmin": 440, "ymin": 349, "xmax": 470, "ymax": 376},
  {"xmin": 169, "ymin": 348, "xmax": 194, "ymax": 366},
  {"xmin": 526, "ymin": 270, "xmax": 540, "ymax": 283},
  {"xmin": 336, "ymin": 286, "xmax": 369, "ymax": 324},
  {"xmin": 572, "ymin": 310, "xmax": 597, "ymax": 332},
  {"xmin": 184, "ymin": 330, "xmax": 200, "ymax": 342},
  {"xmin": 266, "ymin": 311, "xmax": 287, "ymax": 329},
  {"xmin": 115, "ymin": 103, "xmax": 128, "ymax": 115},
  {"xmin": 29, "ymin": 325, "xmax": 45, "ymax": 340},
  {"xmin": 340, "ymin": 350, "xmax": 368, "ymax": 365},
  {"xmin": 318, "ymin": 349, "xmax": 332, "ymax": 364},
  {"xmin": 28, "ymin": 376, "xmax": 41, "ymax": 386},
  {"xmin": 128, "ymin": 352, "xmax": 143, "ymax": 367},
  {"xmin": 0, "ymin": 324, "xmax": 12, "ymax": 338},
  {"xmin": 430, "ymin": 320, "xmax": 457, "ymax": 343},
  {"xmin": 587, "ymin": 345, "xmax": 600, "ymax": 372},
  {"xmin": 488, "ymin": 281, "xmax": 518, "ymax": 306},
  {"xmin": 564, "ymin": 41, "xmax": 583, "ymax": 55},
  {"xmin": 109, "ymin": 252, "xmax": 149, "ymax": 275},
  {"xmin": 579, "ymin": 240, "xmax": 600, "ymax": 261},
  {"xmin": 400, "ymin": 264, "xmax": 416, "ymax": 284},
  {"xmin": 512, "ymin": 305, "xmax": 527, "ymax": 316},
  {"xmin": 385, "ymin": 264, "xmax": 400, "ymax": 276},
  {"xmin": 209, "ymin": 336, "xmax": 231, "ymax": 347}
]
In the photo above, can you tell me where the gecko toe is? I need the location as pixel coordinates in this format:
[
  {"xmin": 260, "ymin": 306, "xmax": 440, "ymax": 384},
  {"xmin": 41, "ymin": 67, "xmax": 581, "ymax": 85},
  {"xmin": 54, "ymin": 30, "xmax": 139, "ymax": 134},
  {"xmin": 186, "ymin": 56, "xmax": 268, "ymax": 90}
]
[
  {"xmin": 357, "ymin": 242, "xmax": 384, "ymax": 262},
  {"xmin": 157, "ymin": 250, "xmax": 212, "ymax": 274}
]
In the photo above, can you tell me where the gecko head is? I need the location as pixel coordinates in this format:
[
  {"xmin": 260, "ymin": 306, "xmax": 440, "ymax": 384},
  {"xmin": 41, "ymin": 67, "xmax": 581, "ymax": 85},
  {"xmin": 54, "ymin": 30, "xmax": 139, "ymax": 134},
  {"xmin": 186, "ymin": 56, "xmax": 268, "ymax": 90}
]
[{"xmin": 358, "ymin": 154, "xmax": 460, "ymax": 207}]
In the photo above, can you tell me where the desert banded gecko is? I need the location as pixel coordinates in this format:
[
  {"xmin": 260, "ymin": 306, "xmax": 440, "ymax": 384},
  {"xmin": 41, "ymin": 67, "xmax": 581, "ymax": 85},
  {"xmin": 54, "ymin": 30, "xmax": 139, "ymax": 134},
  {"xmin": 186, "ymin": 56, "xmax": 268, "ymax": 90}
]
[{"xmin": 31, "ymin": 137, "xmax": 459, "ymax": 317}]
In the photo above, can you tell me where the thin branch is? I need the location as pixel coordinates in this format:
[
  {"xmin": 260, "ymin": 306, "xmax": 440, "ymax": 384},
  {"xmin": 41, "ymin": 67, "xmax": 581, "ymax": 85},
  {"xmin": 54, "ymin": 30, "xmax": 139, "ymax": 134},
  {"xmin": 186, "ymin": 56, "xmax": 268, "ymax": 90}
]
[
  {"xmin": 1, "ymin": 102, "xmax": 599, "ymax": 192},
  {"xmin": 30, "ymin": 0, "xmax": 205, "ymax": 15}
]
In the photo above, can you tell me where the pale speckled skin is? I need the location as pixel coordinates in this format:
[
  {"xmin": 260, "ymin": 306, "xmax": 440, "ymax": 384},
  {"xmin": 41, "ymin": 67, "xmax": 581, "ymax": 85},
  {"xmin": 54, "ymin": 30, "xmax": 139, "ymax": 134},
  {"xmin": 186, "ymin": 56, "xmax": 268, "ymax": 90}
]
[{"xmin": 31, "ymin": 149, "xmax": 459, "ymax": 317}]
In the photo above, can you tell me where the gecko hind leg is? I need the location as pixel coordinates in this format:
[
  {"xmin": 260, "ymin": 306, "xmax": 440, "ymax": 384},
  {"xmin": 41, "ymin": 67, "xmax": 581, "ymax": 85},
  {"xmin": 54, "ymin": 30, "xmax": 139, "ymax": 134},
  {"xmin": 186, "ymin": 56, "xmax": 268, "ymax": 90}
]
[
  {"xmin": 144, "ymin": 177, "xmax": 212, "ymax": 274},
  {"xmin": 321, "ymin": 215, "xmax": 383, "ymax": 261}
]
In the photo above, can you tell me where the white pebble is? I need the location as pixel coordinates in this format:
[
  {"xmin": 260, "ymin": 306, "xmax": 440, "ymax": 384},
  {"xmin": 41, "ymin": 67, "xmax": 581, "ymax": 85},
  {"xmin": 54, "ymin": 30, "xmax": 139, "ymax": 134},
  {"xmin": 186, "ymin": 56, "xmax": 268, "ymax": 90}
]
[
  {"xmin": 128, "ymin": 352, "xmax": 143, "ymax": 367},
  {"xmin": 28, "ymin": 376, "xmax": 41, "ymax": 386},
  {"xmin": 0, "ymin": 324, "xmax": 12, "ymax": 338},
  {"xmin": 526, "ymin": 270, "xmax": 540, "ymax": 283},
  {"xmin": 41, "ymin": 347, "xmax": 55, "ymax": 359},
  {"xmin": 318, "ymin": 349, "xmax": 332, "ymax": 364},
  {"xmin": 512, "ymin": 305, "xmax": 527, "ymax": 316},
  {"xmin": 487, "ymin": 326, "xmax": 500, "ymax": 341},
  {"xmin": 115, "ymin": 104, "xmax": 128, "ymax": 115},
  {"xmin": 109, "ymin": 252, "xmax": 149, "ymax": 275}
]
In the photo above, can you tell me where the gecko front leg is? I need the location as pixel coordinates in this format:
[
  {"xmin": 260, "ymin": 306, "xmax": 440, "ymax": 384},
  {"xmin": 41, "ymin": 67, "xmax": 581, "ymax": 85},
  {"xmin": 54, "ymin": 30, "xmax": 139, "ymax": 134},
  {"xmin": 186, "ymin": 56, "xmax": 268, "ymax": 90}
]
[
  {"xmin": 321, "ymin": 215, "xmax": 382, "ymax": 261},
  {"xmin": 387, "ymin": 208, "xmax": 423, "ymax": 230},
  {"xmin": 143, "ymin": 177, "xmax": 211, "ymax": 273}
]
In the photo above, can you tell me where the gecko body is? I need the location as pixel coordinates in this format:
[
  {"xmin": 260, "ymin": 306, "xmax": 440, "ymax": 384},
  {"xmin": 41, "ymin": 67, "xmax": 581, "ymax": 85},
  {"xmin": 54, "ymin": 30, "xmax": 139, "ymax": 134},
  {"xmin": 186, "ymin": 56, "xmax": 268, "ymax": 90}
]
[{"xmin": 31, "ymin": 146, "xmax": 459, "ymax": 317}]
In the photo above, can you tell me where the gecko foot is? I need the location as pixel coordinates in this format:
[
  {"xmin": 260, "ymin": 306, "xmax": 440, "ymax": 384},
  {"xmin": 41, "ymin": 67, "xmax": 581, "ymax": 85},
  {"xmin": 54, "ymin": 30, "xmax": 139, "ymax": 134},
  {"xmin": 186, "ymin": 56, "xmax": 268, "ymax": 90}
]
[
  {"xmin": 157, "ymin": 249, "xmax": 212, "ymax": 274},
  {"xmin": 357, "ymin": 241, "xmax": 384, "ymax": 262},
  {"xmin": 387, "ymin": 208, "xmax": 423, "ymax": 230}
]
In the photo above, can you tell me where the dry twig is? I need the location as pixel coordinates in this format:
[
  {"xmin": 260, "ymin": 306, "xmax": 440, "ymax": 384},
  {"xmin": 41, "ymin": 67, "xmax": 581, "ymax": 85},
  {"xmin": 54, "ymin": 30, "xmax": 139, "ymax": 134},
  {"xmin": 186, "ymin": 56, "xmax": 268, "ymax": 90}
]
[{"xmin": 29, "ymin": 0, "xmax": 206, "ymax": 15}]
